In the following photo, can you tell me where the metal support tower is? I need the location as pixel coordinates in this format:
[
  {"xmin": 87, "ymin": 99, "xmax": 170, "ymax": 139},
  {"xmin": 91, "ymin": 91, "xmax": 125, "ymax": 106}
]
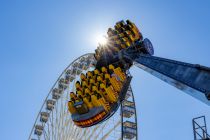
[{"xmin": 192, "ymin": 116, "xmax": 210, "ymax": 140}]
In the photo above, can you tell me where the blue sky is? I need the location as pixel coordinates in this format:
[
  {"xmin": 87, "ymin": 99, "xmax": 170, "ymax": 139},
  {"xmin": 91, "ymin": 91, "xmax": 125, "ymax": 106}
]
[{"xmin": 0, "ymin": 0, "xmax": 210, "ymax": 139}]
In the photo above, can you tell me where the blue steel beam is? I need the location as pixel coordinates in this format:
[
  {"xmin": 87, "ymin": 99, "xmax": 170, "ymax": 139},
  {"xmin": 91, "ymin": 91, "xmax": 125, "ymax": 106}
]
[{"xmin": 133, "ymin": 54, "xmax": 210, "ymax": 106}]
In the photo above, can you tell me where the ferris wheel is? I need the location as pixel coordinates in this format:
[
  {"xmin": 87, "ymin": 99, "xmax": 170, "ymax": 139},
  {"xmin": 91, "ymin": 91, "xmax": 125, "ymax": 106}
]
[{"xmin": 28, "ymin": 53, "xmax": 138, "ymax": 140}]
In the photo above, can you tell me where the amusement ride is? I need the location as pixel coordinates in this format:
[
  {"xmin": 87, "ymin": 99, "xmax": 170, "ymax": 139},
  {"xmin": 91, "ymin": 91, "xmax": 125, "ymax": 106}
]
[{"xmin": 29, "ymin": 20, "xmax": 210, "ymax": 140}]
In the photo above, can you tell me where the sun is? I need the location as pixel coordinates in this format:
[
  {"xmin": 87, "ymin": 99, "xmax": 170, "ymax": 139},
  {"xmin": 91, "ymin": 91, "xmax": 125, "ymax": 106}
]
[
  {"xmin": 89, "ymin": 30, "xmax": 108, "ymax": 48},
  {"xmin": 96, "ymin": 35, "xmax": 107, "ymax": 45}
]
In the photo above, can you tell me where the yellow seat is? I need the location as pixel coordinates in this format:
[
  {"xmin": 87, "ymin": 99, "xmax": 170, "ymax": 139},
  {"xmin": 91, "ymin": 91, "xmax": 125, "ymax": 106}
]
[
  {"xmin": 105, "ymin": 73, "xmax": 121, "ymax": 92},
  {"xmin": 91, "ymin": 87, "xmax": 110, "ymax": 112},
  {"xmin": 87, "ymin": 71, "xmax": 93, "ymax": 79},
  {"xmin": 85, "ymin": 88, "xmax": 92, "ymax": 95},
  {"xmin": 70, "ymin": 92, "xmax": 78, "ymax": 102},
  {"xmin": 83, "ymin": 97, "xmax": 94, "ymax": 109},
  {"xmin": 109, "ymin": 65, "xmax": 126, "ymax": 82},
  {"xmin": 92, "ymin": 85, "xmax": 100, "ymax": 94},
  {"xmin": 101, "ymin": 67, "xmax": 108, "ymax": 73},
  {"xmin": 80, "ymin": 73, "xmax": 87, "ymax": 81},
  {"xmin": 91, "ymin": 94, "xmax": 101, "ymax": 107},
  {"xmin": 89, "ymin": 78, "xmax": 95, "ymax": 87},
  {"xmin": 98, "ymin": 97, "xmax": 110, "ymax": 112},
  {"xmin": 97, "ymin": 75, "xmax": 105, "ymax": 84},
  {"xmin": 77, "ymin": 90, "xmax": 84, "ymax": 98},
  {"xmin": 81, "ymin": 80, "xmax": 90, "ymax": 89},
  {"xmin": 100, "ymin": 83, "xmax": 117, "ymax": 103},
  {"xmin": 68, "ymin": 101, "xmax": 77, "ymax": 114},
  {"xmin": 75, "ymin": 81, "xmax": 82, "ymax": 91},
  {"xmin": 94, "ymin": 69, "xmax": 100, "ymax": 76}
]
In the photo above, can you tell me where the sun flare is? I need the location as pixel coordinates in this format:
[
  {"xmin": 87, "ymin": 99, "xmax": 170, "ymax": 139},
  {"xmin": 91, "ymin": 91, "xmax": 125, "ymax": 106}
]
[{"xmin": 96, "ymin": 35, "xmax": 107, "ymax": 45}]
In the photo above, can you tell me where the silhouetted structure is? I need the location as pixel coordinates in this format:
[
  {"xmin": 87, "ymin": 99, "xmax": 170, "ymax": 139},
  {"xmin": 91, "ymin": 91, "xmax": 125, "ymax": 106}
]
[{"xmin": 192, "ymin": 116, "xmax": 210, "ymax": 140}]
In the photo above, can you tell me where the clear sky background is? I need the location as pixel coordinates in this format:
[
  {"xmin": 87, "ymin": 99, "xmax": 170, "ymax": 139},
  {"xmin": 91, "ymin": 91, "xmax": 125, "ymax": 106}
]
[{"xmin": 0, "ymin": 0, "xmax": 210, "ymax": 140}]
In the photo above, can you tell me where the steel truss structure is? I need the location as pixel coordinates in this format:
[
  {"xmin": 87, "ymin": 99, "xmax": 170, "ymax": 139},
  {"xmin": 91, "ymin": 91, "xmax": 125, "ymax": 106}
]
[{"xmin": 193, "ymin": 116, "xmax": 210, "ymax": 140}]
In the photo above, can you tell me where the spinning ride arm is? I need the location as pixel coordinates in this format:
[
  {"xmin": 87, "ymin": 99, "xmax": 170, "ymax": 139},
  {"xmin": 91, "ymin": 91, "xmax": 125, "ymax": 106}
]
[{"xmin": 119, "ymin": 39, "xmax": 210, "ymax": 106}]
